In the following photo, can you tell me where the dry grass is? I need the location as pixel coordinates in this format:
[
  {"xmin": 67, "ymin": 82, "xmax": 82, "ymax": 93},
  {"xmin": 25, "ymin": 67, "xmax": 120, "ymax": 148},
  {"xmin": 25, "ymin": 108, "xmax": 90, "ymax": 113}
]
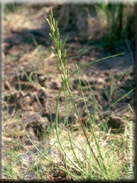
[{"xmin": 2, "ymin": 4, "xmax": 135, "ymax": 181}]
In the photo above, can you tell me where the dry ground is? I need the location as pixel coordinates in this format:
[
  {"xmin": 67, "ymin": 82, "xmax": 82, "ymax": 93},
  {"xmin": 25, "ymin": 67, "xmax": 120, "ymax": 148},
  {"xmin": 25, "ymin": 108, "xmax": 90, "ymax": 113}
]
[{"xmin": 2, "ymin": 4, "xmax": 135, "ymax": 180}]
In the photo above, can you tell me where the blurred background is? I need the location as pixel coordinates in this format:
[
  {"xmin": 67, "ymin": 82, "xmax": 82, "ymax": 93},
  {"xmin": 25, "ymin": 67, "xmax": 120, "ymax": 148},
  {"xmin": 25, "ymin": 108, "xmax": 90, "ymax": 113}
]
[{"xmin": 3, "ymin": 3, "xmax": 135, "ymax": 50}]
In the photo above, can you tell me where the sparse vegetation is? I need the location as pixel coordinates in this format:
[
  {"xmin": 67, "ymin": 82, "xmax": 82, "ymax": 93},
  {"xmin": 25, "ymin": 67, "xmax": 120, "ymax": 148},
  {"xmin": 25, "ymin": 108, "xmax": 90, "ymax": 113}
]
[{"xmin": 2, "ymin": 3, "xmax": 135, "ymax": 181}]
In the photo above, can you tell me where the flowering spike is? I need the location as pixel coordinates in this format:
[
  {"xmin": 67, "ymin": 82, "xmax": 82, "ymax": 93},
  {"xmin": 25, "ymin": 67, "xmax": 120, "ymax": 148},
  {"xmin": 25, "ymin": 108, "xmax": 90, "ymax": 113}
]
[
  {"xmin": 58, "ymin": 50, "xmax": 61, "ymax": 59},
  {"xmin": 56, "ymin": 41, "xmax": 59, "ymax": 50},
  {"xmin": 56, "ymin": 64, "xmax": 61, "ymax": 72},
  {"xmin": 49, "ymin": 15, "xmax": 52, "ymax": 23},
  {"xmin": 67, "ymin": 68, "xmax": 69, "ymax": 76},
  {"xmin": 56, "ymin": 28, "xmax": 60, "ymax": 40},
  {"xmin": 59, "ymin": 39, "xmax": 62, "ymax": 49},
  {"xmin": 46, "ymin": 18, "xmax": 50, "ymax": 26},
  {"xmin": 64, "ymin": 58, "xmax": 67, "ymax": 66},
  {"xmin": 61, "ymin": 74, "xmax": 64, "ymax": 81},
  {"xmin": 55, "ymin": 21, "xmax": 58, "ymax": 29},
  {"xmin": 51, "ymin": 46, "xmax": 56, "ymax": 54},
  {"xmin": 53, "ymin": 18, "xmax": 56, "ymax": 27},
  {"xmin": 63, "ymin": 49, "xmax": 67, "ymax": 58}
]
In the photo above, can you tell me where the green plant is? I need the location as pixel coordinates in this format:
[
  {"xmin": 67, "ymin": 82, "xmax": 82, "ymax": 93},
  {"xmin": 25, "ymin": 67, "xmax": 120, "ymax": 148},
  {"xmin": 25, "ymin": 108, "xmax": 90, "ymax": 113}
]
[
  {"xmin": 46, "ymin": 9, "xmax": 136, "ymax": 180},
  {"xmin": 98, "ymin": 3, "xmax": 135, "ymax": 42},
  {"xmin": 3, "ymin": 5, "xmax": 135, "ymax": 180},
  {"xmin": 46, "ymin": 9, "xmax": 103, "ymax": 172}
]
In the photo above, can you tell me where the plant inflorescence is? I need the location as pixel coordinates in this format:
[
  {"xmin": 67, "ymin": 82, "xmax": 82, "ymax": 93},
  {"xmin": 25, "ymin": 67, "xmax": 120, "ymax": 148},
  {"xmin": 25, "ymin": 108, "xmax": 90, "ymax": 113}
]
[{"xmin": 46, "ymin": 9, "xmax": 105, "ymax": 173}]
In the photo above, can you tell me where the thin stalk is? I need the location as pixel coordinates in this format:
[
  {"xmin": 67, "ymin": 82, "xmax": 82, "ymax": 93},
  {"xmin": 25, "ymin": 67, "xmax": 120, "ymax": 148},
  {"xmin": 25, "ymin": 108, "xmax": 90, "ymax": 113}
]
[
  {"xmin": 47, "ymin": 9, "xmax": 105, "ymax": 172},
  {"xmin": 79, "ymin": 78, "xmax": 108, "ymax": 175},
  {"xmin": 67, "ymin": 53, "xmax": 124, "ymax": 80},
  {"xmin": 60, "ymin": 63, "xmax": 102, "ymax": 169},
  {"xmin": 75, "ymin": 65, "xmax": 108, "ymax": 175},
  {"xmin": 63, "ymin": 80, "xmax": 85, "ymax": 170},
  {"xmin": 108, "ymin": 87, "xmax": 135, "ymax": 110},
  {"xmin": 55, "ymin": 88, "xmax": 86, "ymax": 175},
  {"xmin": 65, "ymin": 80, "xmax": 102, "ymax": 170}
]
